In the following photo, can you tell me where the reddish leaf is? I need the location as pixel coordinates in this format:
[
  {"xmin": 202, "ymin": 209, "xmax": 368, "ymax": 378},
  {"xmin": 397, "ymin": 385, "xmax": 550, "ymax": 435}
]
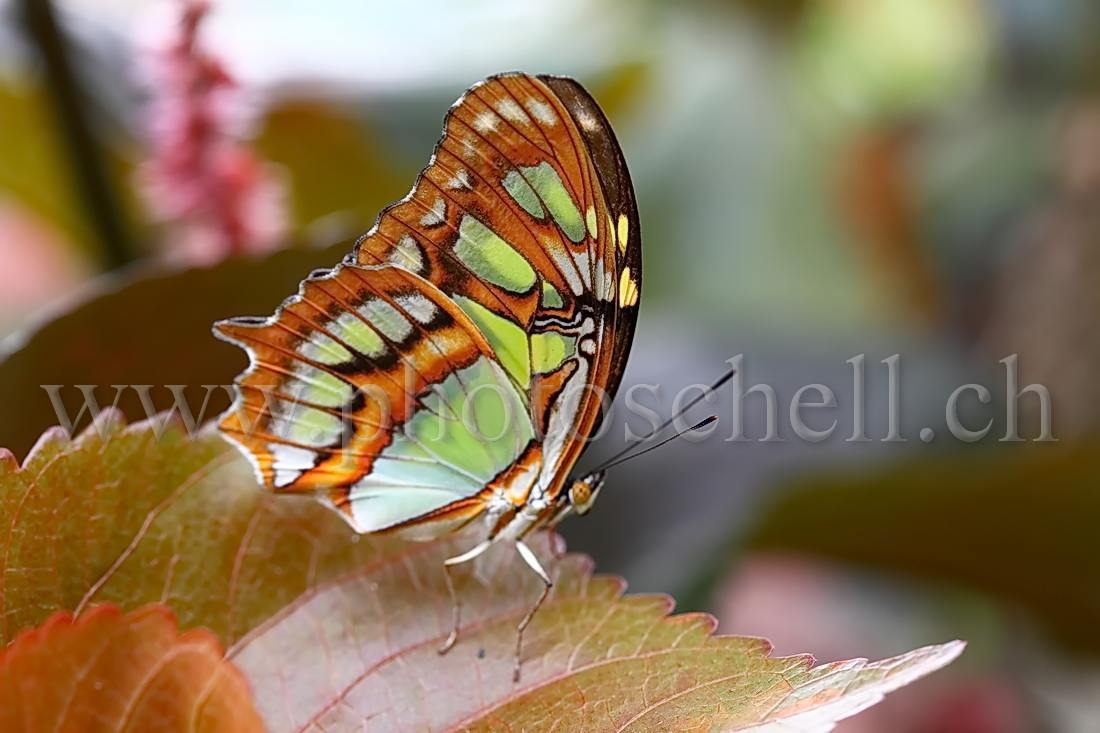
[
  {"xmin": 0, "ymin": 603, "xmax": 262, "ymax": 732},
  {"xmin": 0, "ymin": 417, "xmax": 963, "ymax": 730},
  {"xmin": 0, "ymin": 412, "xmax": 402, "ymax": 646},
  {"xmin": 230, "ymin": 534, "xmax": 963, "ymax": 731}
]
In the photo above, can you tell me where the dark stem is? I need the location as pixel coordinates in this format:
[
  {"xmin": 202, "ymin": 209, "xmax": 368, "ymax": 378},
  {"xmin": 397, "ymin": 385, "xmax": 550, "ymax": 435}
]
[{"xmin": 17, "ymin": 0, "xmax": 138, "ymax": 270}]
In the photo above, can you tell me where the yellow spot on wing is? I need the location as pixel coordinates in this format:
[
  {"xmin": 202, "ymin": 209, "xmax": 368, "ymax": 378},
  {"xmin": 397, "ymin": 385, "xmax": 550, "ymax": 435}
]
[
  {"xmin": 618, "ymin": 267, "xmax": 639, "ymax": 307},
  {"xmin": 617, "ymin": 214, "xmax": 629, "ymax": 253},
  {"xmin": 586, "ymin": 206, "xmax": 598, "ymax": 239}
]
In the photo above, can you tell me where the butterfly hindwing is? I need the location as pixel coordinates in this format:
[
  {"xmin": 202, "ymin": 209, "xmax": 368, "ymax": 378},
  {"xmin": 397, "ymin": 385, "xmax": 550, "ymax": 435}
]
[{"xmin": 215, "ymin": 264, "xmax": 534, "ymax": 532}]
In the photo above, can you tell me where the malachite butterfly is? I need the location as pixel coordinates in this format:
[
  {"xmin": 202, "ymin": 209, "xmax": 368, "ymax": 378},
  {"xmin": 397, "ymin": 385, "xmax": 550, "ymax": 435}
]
[{"xmin": 214, "ymin": 72, "xmax": 640, "ymax": 680}]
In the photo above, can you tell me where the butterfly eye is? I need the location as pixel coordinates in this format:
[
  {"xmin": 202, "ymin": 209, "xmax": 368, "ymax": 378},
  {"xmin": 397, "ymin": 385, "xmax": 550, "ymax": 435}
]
[
  {"xmin": 568, "ymin": 480, "xmax": 593, "ymax": 514},
  {"xmin": 569, "ymin": 471, "xmax": 606, "ymax": 515}
]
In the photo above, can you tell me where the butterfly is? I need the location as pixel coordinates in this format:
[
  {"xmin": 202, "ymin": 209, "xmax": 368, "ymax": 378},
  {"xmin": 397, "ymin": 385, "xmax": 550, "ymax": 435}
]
[{"xmin": 213, "ymin": 72, "xmax": 640, "ymax": 681}]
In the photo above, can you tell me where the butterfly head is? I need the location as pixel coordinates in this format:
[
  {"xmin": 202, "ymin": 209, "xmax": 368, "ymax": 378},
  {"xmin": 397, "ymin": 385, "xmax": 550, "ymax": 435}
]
[{"xmin": 567, "ymin": 470, "xmax": 607, "ymax": 516}]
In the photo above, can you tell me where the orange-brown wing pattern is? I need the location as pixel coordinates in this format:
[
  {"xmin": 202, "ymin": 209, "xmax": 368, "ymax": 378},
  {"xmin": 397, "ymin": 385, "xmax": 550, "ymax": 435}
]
[{"xmin": 214, "ymin": 72, "xmax": 640, "ymax": 534}]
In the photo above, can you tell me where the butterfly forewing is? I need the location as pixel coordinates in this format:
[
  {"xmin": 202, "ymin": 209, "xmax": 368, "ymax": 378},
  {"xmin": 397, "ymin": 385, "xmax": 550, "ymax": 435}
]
[
  {"xmin": 216, "ymin": 72, "xmax": 640, "ymax": 537},
  {"xmin": 350, "ymin": 73, "xmax": 641, "ymax": 500}
]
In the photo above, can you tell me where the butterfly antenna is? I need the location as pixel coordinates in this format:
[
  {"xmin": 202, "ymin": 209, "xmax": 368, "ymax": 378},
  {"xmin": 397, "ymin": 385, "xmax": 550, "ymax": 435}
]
[
  {"xmin": 594, "ymin": 416, "xmax": 717, "ymax": 472},
  {"xmin": 589, "ymin": 365, "xmax": 736, "ymax": 473}
]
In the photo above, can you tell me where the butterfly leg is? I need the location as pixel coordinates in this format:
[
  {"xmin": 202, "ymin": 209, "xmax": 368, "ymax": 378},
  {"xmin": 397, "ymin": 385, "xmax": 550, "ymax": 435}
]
[
  {"xmin": 513, "ymin": 539, "xmax": 553, "ymax": 683},
  {"xmin": 438, "ymin": 539, "xmax": 492, "ymax": 655}
]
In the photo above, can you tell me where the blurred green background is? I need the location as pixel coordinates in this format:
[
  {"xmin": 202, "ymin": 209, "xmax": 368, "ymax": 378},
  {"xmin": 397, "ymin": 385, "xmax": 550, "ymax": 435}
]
[{"xmin": 3, "ymin": 0, "xmax": 1100, "ymax": 729}]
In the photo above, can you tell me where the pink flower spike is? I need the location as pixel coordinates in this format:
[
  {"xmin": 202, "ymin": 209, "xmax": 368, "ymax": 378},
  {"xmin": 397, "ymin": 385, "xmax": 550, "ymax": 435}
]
[{"xmin": 137, "ymin": 0, "xmax": 287, "ymax": 265}]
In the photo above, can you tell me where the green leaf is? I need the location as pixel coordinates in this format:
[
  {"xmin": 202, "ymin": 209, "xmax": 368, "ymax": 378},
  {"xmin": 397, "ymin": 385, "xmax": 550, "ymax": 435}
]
[
  {"xmin": 744, "ymin": 443, "xmax": 1100, "ymax": 653},
  {"xmin": 0, "ymin": 240, "xmax": 351, "ymax": 461},
  {"xmin": 0, "ymin": 416, "xmax": 963, "ymax": 730}
]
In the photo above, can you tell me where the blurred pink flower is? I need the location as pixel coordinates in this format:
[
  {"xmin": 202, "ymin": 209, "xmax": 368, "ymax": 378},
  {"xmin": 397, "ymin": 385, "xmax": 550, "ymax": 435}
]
[
  {"xmin": 137, "ymin": 0, "xmax": 286, "ymax": 264},
  {"xmin": 0, "ymin": 198, "xmax": 91, "ymax": 329}
]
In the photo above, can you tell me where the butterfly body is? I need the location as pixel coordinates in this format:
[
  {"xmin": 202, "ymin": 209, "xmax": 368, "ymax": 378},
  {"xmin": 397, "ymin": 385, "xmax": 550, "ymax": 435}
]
[{"xmin": 214, "ymin": 72, "xmax": 638, "ymax": 678}]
